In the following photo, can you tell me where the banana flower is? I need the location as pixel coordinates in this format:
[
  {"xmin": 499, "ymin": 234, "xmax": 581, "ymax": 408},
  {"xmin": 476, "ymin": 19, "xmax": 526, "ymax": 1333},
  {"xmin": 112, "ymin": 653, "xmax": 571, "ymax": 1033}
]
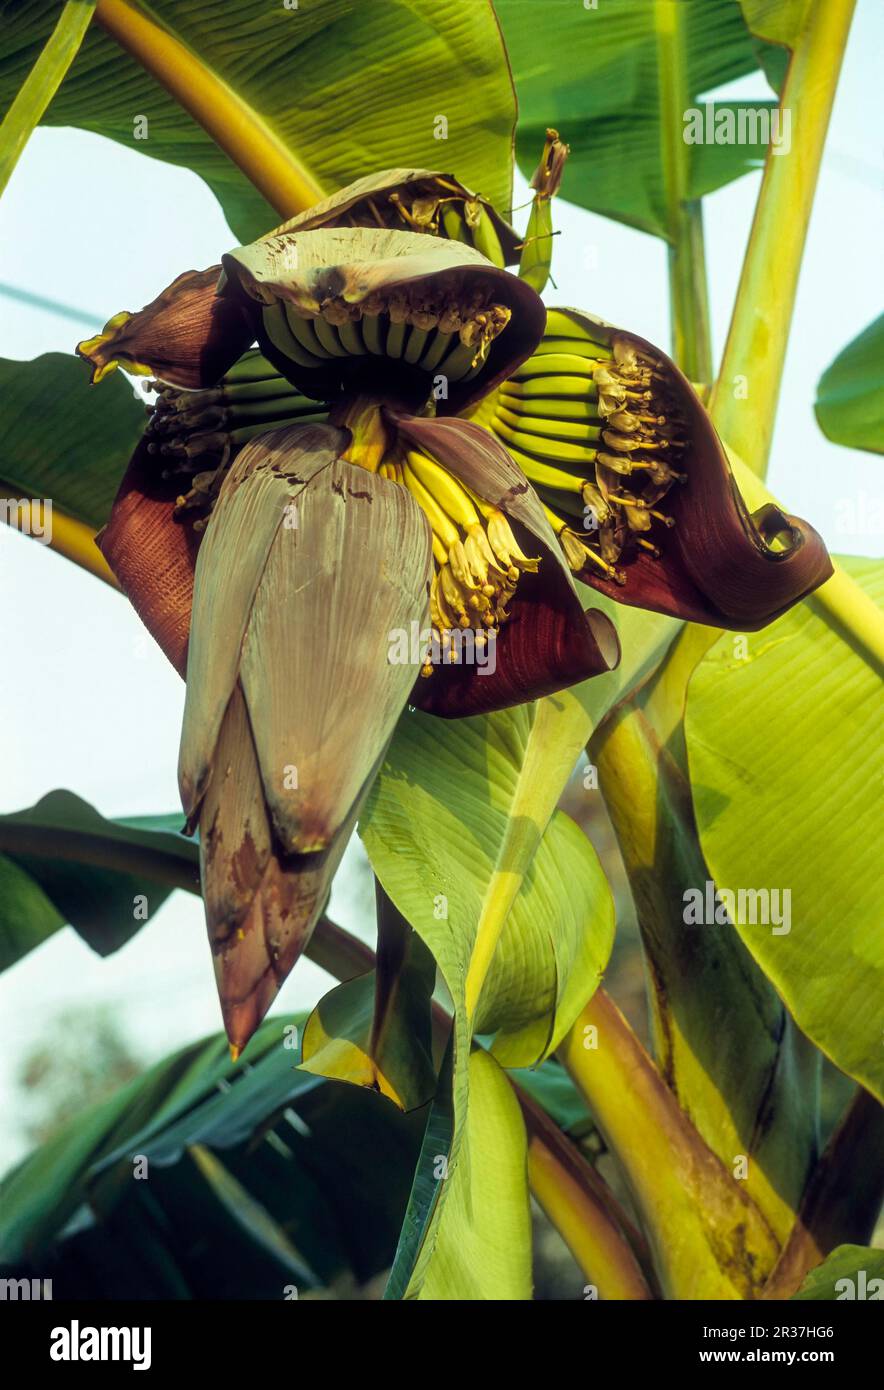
[{"xmin": 78, "ymin": 170, "xmax": 831, "ymax": 1053}]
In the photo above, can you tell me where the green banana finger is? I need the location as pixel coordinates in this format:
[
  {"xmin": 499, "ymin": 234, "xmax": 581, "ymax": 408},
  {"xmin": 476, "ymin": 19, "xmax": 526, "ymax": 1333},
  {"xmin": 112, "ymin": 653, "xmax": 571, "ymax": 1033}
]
[
  {"xmin": 499, "ymin": 395, "xmax": 602, "ymax": 425},
  {"xmin": 419, "ymin": 328, "xmax": 456, "ymax": 371},
  {"xmin": 404, "ymin": 324, "xmax": 432, "ymax": 364},
  {"xmin": 441, "ymin": 203, "xmax": 470, "ymax": 244},
  {"xmin": 261, "ymin": 305, "xmax": 327, "ymax": 370},
  {"xmin": 222, "ymin": 351, "xmax": 283, "ymax": 382},
  {"xmin": 437, "ymin": 338, "xmax": 479, "ymax": 382},
  {"xmin": 336, "ymin": 319, "xmax": 365, "ymax": 355},
  {"xmin": 221, "ymin": 376, "xmax": 304, "ymax": 404},
  {"xmin": 285, "ymin": 307, "xmax": 335, "ymax": 360},
  {"xmin": 313, "ymin": 316, "xmax": 350, "ymax": 358},
  {"xmin": 501, "ymin": 375, "xmax": 598, "ymax": 400},
  {"xmin": 494, "ymin": 417, "xmax": 599, "ymax": 466},
  {"xmin": 386, "ymin": 319, "xmax": 408, "ymax": 359},
  {"xmin": 544, "ymin": 308, "xmax": 611, "ymax": 344},
  {"xmin": 495, "ymin": 405, "xmax": 602, "ymax": 444},
  {"xmin": 468, "ymin": 206, "xmax": 506, "ymax": 267},
  {"xmin": 512, "ymin": 353, "xmax": 601, "ymax": 381},
  {"xmin": 535, "ymin": 335, "xmax": 613, "ymax": 361},
  {"xmin": 495, "ymin": 440, "xmax": 588, "ymax": 493},
  {"xmin": 361, "ymin": 313, "xmax": 386, "ymax": 355}
]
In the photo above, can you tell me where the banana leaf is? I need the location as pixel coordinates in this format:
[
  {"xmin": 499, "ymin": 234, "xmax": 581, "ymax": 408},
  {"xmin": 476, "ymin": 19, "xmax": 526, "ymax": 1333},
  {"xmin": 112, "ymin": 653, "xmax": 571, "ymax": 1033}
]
[
  {"xmin": 0, "ymin": 789, "xmax": 197, "ymax": 971},
  {"xmin": 0, "ymin": 1013, "xmax": 425, "ymax": 1292},
  {"xmin": 1, "ymin": 0, "xmax": 516, "ymax": 241},
  {"xmin": 685, "ymin": 556, "xmax": 884, "ymax": 1102},
  {"xmin": 792, "ymin": 1245, "xmax": 884, "ymax": 1301},
  {"xmin": 0, "ymin": 352, "xmax": 142, "ymax": 530},
  {"xmin": 496, "ymin": 0, "xmax": 782, "ymax": 239},
  {"xmin": 815, "ymin": 315, "xmax": 884, "ymax": 456}
]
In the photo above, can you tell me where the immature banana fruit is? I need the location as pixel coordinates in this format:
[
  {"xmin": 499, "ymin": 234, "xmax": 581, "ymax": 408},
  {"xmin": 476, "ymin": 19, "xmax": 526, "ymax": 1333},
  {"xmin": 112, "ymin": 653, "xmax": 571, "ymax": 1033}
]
[
  {"xmin": 144, "ymin": 350, "xmax": 328, "ymax": 522},
  {"xmin": 486, "ymin": 306, "xmax": 689, "ymax": 585}
]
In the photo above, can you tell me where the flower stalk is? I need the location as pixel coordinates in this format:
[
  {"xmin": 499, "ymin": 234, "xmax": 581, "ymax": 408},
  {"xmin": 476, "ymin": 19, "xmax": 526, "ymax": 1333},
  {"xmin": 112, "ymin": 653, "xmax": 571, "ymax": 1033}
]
[{"xmin": 520, "ymin": 1088, "xmax": 654, "ymax": 1300}]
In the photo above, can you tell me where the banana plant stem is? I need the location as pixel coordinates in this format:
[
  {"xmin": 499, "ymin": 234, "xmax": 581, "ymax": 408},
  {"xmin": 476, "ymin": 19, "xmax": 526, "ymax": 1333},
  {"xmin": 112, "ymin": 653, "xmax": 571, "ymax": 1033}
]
[
  {"xmin": 518, "ymin": 1086, "xmax": 655, "ymax": 1300},
  {"xmin": 655, "ymin": 0, "xmax": 713, "ymax": 384},
  {"xmin": 0, "ymin": 1, "xmax": 97, "ymax": 198},
  {"xmin": 709, "ymin": 0, "xmax": 857, "ymax": 477},
  {"xmin": 94, "ymin": 0, "xmax": 325, "ymax": 216},
  {"xmin": 559, "ymin": 988, "xmax": 781, "ymax": 1298}
]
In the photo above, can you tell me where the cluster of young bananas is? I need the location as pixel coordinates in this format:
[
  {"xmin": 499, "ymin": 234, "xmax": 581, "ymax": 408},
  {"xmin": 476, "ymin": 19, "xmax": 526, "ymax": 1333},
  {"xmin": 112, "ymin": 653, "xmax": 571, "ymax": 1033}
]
[
  {"xmin": 390, "ymin": 183, "xmax": 508, "ymax": 268},
  {"xmin": 262, "ymin": 284, "xmax": 512, "ymax": 386},
  {"xmin": 487, "ymin": 310, "xmax": 687, "ymax": 583},
  {"xmin": 144, "ymin": 351, "xmax": 327, "ymax": 525},
  {"xmin": 377, "ymin": 445, "xmax": 540, "ymax": 674}
]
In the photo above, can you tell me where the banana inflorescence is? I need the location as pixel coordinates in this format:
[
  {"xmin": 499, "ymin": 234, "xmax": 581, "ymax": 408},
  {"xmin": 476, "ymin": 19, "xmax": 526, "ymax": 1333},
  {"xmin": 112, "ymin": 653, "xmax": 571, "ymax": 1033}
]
[
  {"xmin": 398, "ymin": 444, "xmax": 539, "ymax": 673},
  {"xmin": 489, "ymin": 310, "xmax": 687, "ymax": 584},
  {"xmin": 144, "ymin": 350, "xmax": 328, "ymax": 525},
  {"xmin": 335, "ymin": 396, "xmax": 541, "ymax": 673},
  {"xmin": 144, "ymin": 310, "xmax": 685, "ymax": 607}
]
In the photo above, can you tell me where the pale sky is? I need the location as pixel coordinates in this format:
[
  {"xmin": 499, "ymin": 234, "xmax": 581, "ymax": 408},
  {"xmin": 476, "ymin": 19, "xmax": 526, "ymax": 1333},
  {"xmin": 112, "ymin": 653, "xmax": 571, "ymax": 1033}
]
[{"xmin": 0, "ymin": 0, "xmax": 881, "ymax": 1174}]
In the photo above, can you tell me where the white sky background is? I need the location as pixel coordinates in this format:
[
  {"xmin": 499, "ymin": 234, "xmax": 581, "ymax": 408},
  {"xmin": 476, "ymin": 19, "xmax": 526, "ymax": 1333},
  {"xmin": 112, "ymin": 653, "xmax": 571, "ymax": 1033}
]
[{"xmin": 0, "ymin": 0, "xmax": 882, "ymax": 1174}]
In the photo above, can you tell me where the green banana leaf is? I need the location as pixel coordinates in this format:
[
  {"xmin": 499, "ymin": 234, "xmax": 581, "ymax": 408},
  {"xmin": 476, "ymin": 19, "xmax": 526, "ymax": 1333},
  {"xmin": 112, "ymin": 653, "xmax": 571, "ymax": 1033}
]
[
  {"xmin": 737, "ymin": 0, "xmax": 814, "ymax": 90},
  {"xmin": 496, "ymin": 0, "xmax": 780, "ymax": 239},
  {"xmin": 792, "ymin": 1245, "xmax": 884, "ymax": 1301},
  {"xmin": 417, "ymin": 1049, "xmax": 532, "ymax": 1300},
  {"xmin": 383, "ymin": 1036, "xmax": 457, "ymax": 1300},
  {"xmin": 359, "ymin": 699, "xmax": 615, "ymax": 1295},
  {"xmin": 592, "ymin": 684, "xmax": 819, "ymax": 1243},
  {"xmin": 0, "ymin": 789, "xmax": 197, "ymax": 971},
  {"xmin": 815, "ymin": 315, "xmax": 884, "ymax": 456},
  {"xmin": 685, "ymin": 555, "xmax": 884, "ymax": 1102},
  {"xmin": 358, "ymin": 593, "xmax": 676, "ymax": 1296},
  {"xmin": 0, "ymin": 1019, "xmax": 275, "ymax": 1262},
  {"xmin": 1, "ymin": 0, "xmax": 515, "ymax": 242},
  {"xmin": 738, "ymin": 0, "xmax": 813, "ymax": 47},
  {"xmin": 299, "ymin": 937, "xmax": 438, "ymax": 1112},
  {"xmin": 0, "ymin": 352, "xmax": 142, "ymax": 530},
  {"xmin": 361, "ymin": 702, "xmax": 615, "ymax": 1071},
  {"xmin": 0, "ymin": 1013, "xmax": 425, "ymax": 1293}
]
